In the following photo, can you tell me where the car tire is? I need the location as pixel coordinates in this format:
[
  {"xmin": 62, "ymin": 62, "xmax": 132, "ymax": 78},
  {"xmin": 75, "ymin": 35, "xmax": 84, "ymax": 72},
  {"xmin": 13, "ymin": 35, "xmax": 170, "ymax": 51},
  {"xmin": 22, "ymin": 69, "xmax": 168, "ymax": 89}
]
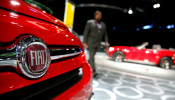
[
  {"xmin": 113, "ymin": 51, "xmax": 125, "ymax": 62},
  {"xmin": 159, "ymin": 57, "xmax": 173, "ymax": 69}
]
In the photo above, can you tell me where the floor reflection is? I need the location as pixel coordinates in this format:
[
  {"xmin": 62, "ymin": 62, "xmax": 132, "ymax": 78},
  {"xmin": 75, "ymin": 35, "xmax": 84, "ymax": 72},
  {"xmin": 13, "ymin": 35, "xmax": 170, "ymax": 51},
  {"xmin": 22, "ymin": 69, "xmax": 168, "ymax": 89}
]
[{"xmin": 91, "ymin": 67, "xmax": 175, "ymax": 100}]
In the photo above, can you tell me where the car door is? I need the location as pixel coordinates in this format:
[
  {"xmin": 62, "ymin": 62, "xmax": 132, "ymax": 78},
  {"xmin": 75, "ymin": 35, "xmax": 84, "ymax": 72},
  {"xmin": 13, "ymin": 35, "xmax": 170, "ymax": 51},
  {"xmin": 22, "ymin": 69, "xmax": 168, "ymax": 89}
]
[
  {"xmin": 128, "ymin": 47, "xmax": 142, "ymax": 61},
  {"xmin": 139, "ymin": 49, "xmax": 156, "ymax": 64}
]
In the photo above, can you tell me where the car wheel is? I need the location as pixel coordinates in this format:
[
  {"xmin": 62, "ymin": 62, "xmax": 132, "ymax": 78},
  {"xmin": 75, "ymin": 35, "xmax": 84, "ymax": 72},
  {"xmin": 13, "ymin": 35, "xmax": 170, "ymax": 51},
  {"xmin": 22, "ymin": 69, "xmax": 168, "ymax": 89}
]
[
  {"xmin": 113, "ymin": 52, "xmax": 125, "ymax": 62},
  {"xmin": 159, "ymin": 57, "xmax": 173, "ymax": 69}
]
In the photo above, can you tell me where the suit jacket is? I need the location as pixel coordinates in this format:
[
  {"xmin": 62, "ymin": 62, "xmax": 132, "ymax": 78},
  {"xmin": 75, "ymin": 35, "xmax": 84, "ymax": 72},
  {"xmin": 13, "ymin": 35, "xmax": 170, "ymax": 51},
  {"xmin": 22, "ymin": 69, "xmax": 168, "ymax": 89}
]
[{"xmin": 83, "ymin": 19, "xmax": 108, "ymax": 48}]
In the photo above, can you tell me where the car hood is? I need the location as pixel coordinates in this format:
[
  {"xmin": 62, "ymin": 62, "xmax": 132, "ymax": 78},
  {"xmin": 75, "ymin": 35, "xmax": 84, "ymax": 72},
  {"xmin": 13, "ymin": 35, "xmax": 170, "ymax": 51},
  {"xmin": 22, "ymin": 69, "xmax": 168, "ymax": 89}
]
[
  {"xmin": 0, "ymin": 0, "xmax": 67, "ymax": 29},
  {"xmin": 0, "ymin": 0, "xmax": 84, "ymax": 50}
]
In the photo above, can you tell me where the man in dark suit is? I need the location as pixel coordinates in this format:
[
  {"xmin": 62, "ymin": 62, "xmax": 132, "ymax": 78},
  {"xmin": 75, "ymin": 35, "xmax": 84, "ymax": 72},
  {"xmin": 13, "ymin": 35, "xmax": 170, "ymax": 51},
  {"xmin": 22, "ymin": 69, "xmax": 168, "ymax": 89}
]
[{"xmin": 83, "ymin": 10, "xmax": 109, "ymax": 76}]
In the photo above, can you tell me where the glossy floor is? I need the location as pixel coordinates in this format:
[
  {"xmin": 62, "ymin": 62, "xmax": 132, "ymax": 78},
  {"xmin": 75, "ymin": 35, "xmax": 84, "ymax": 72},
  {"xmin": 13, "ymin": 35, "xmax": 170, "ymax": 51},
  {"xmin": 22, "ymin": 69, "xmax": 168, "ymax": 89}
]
[
  {"xmin": 86, "ymin": 51, "xmax": 175, "ymax": 100},
  {"xmin": 91, "ymin": 66, "xmax": 175, "ymax": 100}
]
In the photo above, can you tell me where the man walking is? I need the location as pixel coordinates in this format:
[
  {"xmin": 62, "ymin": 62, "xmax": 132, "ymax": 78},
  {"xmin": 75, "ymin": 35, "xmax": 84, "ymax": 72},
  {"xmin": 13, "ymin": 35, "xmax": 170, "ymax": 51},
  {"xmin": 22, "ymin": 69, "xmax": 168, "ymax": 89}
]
[{"xmin": 83, "ymin": 10, "xmax": 109, "ymax": 76}]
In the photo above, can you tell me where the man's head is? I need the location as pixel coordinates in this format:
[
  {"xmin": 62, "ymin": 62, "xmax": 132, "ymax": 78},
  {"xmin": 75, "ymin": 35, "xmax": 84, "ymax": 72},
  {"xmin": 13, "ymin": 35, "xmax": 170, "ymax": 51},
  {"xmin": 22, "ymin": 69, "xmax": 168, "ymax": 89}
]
[{"xmin": 94, "ymin": 10, "xmax": 102, "ymax": 22}]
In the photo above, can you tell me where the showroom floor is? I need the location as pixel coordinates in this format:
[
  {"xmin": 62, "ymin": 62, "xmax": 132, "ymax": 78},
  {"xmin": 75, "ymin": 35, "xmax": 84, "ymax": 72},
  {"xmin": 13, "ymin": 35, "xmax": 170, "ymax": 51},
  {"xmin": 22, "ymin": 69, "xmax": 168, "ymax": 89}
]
[{"xmin": 86, "ymin": 51, "xmax": 175, "ymax": 100}]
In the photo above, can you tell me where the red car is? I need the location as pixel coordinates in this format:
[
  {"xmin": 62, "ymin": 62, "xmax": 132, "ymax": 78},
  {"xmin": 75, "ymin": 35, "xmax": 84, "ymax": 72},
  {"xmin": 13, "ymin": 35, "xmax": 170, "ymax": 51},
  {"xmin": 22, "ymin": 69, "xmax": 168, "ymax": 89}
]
[
  {"xmin": 106, "ymin": 42, "xmax": 175, "ymax": 69},
  {"xmin": 0, "ymin": 0, "xmax": 92, "ymax": 99}
]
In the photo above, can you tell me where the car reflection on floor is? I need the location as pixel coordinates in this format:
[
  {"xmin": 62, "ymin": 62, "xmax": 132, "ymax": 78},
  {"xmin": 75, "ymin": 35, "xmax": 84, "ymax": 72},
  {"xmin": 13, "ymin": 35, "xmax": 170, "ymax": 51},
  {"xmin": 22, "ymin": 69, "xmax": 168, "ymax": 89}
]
[{"xmin": 91, "ymin": 67, "xmax": 175, "ymax": 100}]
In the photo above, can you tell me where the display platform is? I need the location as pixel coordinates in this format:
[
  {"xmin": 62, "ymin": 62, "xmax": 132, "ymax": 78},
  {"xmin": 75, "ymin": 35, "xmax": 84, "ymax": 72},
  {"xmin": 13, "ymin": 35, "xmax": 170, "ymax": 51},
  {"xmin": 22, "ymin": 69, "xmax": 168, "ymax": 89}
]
[
  {"xmin": 85, "ymin": 51, "xmax": 175, "ymax": 100},
  {"xmin": 86, "ymin": 51, "xmax": 175, "ymax": 80}
]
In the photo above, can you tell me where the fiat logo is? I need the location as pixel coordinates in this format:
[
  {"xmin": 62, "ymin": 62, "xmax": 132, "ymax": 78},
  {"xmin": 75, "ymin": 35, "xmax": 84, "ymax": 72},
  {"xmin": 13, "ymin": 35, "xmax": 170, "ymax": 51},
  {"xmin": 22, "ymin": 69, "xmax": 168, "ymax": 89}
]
[
  {"xmin": 16, "ymin": 37, "xmax": 50, "ymax": 79},
  {"xmin": 27, "ymin": 44, "xmax": 47, "ymax": 72}
]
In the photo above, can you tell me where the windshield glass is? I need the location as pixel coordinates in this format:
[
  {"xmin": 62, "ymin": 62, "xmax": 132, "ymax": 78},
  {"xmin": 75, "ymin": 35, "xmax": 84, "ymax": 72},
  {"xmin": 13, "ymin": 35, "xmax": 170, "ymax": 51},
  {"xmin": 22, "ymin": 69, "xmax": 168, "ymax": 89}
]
[
  {"xmin": 24, "ymin": 0, "xmax": 53, "ymax": 15},
  {"xmin": 136, "ymin": 42, "xmax": 149, "ymax": 49}
]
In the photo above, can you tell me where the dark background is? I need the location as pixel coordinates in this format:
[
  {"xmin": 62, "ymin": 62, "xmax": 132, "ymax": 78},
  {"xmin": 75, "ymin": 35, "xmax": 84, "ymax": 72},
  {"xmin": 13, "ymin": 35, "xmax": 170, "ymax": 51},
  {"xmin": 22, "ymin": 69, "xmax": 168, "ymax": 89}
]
[{"xmin": 36, "ymin": 0, "xmax": 175, "ymax": 48}]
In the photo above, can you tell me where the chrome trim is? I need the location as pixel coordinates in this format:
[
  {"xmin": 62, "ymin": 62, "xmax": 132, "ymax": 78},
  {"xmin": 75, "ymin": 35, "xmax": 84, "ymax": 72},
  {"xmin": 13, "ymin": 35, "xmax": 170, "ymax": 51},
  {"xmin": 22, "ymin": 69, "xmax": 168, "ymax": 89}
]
[
  {"xmin": 0, "ymin": 47, "xmax": 82, "ymax": 67},
  {"xmin": 0, "ymin": 50, "xmax": 17, "ymax": 67},
  {"xmin": 51, "ymin": 51, "xmax": 82, "ymax": 60},
  {"xmin": 50, "ymin": 47, "xmax": 82, "ymax": 61},
  {"xmin": 0, "ymin": 48, "xmax": 82, "ymax": 67},
  {"xmin": 0, "ymin": 60, "xmax": 17, "ymax": 68},
  {"xmin": 16, "ymin": 37, "xmax": 51, "ymax": 79}
]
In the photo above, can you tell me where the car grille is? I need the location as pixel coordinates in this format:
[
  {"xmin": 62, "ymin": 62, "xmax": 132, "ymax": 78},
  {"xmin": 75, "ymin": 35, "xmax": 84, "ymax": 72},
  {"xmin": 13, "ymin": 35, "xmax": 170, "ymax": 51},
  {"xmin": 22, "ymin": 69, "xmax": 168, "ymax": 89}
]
[
  {"xmin": 0, "ymin": 46, "xmax": 82, "ymax": 67},
  {"xmin": 0, "ymin": 67, "xmax": 83, "ymax": 100},
  {"xmin": 50, "ymin": 47, "xmax": 82, "ymax": 62}
]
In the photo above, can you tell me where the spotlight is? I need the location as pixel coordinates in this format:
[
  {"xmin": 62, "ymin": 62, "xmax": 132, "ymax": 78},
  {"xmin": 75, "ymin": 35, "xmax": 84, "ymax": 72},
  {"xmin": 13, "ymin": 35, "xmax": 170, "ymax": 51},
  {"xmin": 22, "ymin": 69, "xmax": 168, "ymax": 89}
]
[
  {"xmin": 153, "ymin": 3, "xmax": 160, "ymax": 9},
  {"xmin": 128, "ymin": 8, "xmax": 133, "ymax": 14}
]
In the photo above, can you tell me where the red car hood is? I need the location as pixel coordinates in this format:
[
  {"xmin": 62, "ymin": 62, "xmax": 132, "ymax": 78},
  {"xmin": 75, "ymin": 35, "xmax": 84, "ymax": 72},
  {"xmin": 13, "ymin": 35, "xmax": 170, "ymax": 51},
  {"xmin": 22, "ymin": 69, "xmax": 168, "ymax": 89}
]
[
  {"xmin": 0, "ymin": 0, "xmax": 83, "ymax": 48},
  {"xmin": 0, "ymin": 0, "xmax": 67, "ymax": 29}
]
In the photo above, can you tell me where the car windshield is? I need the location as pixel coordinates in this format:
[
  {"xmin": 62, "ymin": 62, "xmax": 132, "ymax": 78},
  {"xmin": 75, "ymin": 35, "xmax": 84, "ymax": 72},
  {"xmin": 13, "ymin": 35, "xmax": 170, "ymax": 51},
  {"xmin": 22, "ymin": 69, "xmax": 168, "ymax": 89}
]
[
  {"xmin": 24, "ymin": 0, "xmax": 53, "ymax": 15},
  {"xmin": 136, "ymin": 42, "xmax": 149, "ymax": 49}
]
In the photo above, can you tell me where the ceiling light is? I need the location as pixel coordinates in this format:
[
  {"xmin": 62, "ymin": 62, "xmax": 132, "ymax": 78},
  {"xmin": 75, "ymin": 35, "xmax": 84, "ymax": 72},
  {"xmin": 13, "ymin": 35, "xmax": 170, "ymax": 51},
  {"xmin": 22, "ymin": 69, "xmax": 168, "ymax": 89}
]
[
  {"xmin": 128, "ymin": 8, "xmax": 133, "ymax": 14},
  {"xmin": 142, "ymin": 25, "xmax": 153, "ymax": 29},
  {"xmin": 153, "ymin": 3, "xmax": 160, "ymax": 9}
]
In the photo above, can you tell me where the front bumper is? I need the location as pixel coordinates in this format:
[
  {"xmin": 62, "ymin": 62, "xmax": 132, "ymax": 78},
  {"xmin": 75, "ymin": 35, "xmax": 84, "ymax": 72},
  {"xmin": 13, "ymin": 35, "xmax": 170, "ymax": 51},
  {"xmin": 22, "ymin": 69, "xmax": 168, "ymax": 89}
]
[
  {"xmin": 0, "ymin": 62, "xmax": 92, "ymax": 100},
  {"xmin": 53, "ymin": 62, "xmax": 93, "ymax": 100}
]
